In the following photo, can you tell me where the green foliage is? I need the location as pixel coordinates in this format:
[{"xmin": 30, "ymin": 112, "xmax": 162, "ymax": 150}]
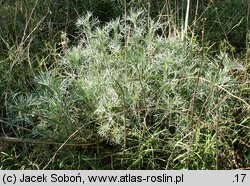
[
  {"xmin": 1, "ymin": 9, "xmax": 249, "ymax": 169},
  {"xmin": 0, "ymin": 0, "xmax": 249, "ymax": 170},
  {"xmin": 191, "ymin": 0, "xmax": 248, "ymax": 55}
]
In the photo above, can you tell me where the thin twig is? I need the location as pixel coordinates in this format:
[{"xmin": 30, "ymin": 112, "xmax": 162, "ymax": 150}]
[
  {"xmin": 42, "ymin": 118, "xmax": 106, "ymax": 169},
  {"xmin": 199, "ymin": 77, "xmax": 250, "ymax": 110},
  {"xmin": 113, "ymin": 79, "xmax": 127, "ymax": 151},
  {"xmin": 179, "ymin": 76, "xmax": 250, "ymax": 110},
  {"xmin": 0, "ymin": 136, "xmax": 101, "ymax": 147}
]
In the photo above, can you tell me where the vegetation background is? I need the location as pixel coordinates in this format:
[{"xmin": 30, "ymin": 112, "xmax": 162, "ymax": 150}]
[{"xmin": 0, "ymin": 0, "xmax": 249, "ymax": 169}]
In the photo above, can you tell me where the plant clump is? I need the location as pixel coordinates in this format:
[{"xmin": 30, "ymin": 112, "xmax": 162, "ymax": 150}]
[{"xmin": 1, "ymin": 10, "xmax": 249, "ymax": 169}]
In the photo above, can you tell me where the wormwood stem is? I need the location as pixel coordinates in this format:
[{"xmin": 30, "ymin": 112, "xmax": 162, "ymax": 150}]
[
  {"xmin": 188, "ymin": 17, "xmax": 206, "ymax": 168},
  {"xmin": 113, "ymin": 78, "xmax": 127, "ymax": 163},
  {"xmin": 191, "ymin": 0, "xmax": 200, "ymax": 44},
  {"xmin": 122, "ymin": 0, "xmax": 128, "ymax": 165},
  {"xmin": 124, "ymin": 0, "xmax": 128, "ymax": 81}
]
